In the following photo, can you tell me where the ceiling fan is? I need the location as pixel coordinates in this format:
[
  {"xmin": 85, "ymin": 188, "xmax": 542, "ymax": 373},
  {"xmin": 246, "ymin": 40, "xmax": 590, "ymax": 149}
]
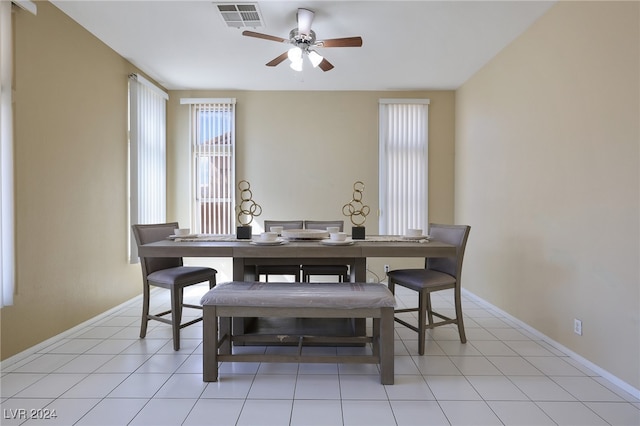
[{"xmin": 242, "ymin": 8, "xmax": 363, "ymax": 72}]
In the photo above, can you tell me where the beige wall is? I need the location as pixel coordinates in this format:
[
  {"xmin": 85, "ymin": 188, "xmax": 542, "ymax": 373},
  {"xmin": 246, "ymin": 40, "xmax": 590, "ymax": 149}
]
[
  {"xmin": 167, "ymin": 90, "xmax": 456, "ymax": 279},
  {"xmin": 455, "ymin": 1, "xmax": 639, "ymax": 389},
  {"xmin": 1, "ymin": 2, "xmax": 141, "ymax": 359}
]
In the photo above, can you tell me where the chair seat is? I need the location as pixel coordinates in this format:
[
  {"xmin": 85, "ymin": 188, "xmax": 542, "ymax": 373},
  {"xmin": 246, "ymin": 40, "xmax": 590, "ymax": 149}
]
[
  {"xmin": 148, "ymin": 266, "xmax": 217, "ymax": 287},
  {"xmin": 386, "ymin": 269, "xmax": 456, "ymax": 292}
]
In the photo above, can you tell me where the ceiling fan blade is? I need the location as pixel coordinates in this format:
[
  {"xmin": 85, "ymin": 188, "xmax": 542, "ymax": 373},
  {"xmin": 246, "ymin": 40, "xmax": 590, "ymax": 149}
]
[
  {"xmin": 318, "ymin": 58, "xmax": 334, "ymax": 72},
  {"xmin": 297, "ymin": 8, "xmax": 314, "ymax": 36},
  {"xmin": 318, "ymin": 37, "xmax": 363, "ymax": 48},
  {"xmin": 242, "ymin": 30, "xmax": 287, "ymax": 43},
  {"xmin": 266, "ymin": 52, "xmax": 288, "ymax": 67}
]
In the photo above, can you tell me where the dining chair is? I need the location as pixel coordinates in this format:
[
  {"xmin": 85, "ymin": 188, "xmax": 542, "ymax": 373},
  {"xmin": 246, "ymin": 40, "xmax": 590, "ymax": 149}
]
[
  {"xmin": 387, "ymin": 223, "xmax": 471, "ymax": 355},
  {"xmin": 131, "ymin": 222, "xmax": 217, "ymax": 350},
  {"xmin": 302, "ymin": 220, "xmax": 350, "ymax": 282},
  {"xmin": 257, "ymin": 220, "xmax": 304, "ymax": 282}
]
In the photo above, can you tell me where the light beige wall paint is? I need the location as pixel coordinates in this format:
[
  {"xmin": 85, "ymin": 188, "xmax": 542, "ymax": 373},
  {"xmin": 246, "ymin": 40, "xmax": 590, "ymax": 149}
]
[
  {"xmin": 1, "ymin": 2, "xmax": 141, "ymax": 359},
  {"xmin": 456, "ymin": 1, "xmax": 639, "ymax": 389},
  {"xmin": 167, "ymin": 90, "xmax": 456, "ymax": 279}
]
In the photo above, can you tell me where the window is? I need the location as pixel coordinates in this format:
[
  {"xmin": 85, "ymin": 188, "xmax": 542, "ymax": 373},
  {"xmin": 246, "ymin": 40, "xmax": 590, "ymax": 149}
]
[
  {"xmin": 378, "ymin": 99, "xmax": 430, "ymax": 235},
  {"xmin": 1, "ymin": 0, "xmax": 36, "ymax": 307},
  {"xmin": 181, "ymin": 98, "xmax": 236, "ymax": 234},
  {"xmin": 128, "ymin": 73, "xmax": 168, "ymax": 262}
]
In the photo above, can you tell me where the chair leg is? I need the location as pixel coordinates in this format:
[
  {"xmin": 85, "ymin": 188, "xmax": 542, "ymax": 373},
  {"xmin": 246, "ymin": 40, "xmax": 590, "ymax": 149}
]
[
  {"xmin": 209, "ymin": 276, "xmax": 216, "ymax": 289},
  {"xmin": 418, "ymin": 290, "xmax": 428, "ymax": 356},
  {"xmin": 171, "ymin": 287, "xmax": 183, "ymax": 350},
  {"xmin": 425, "ymin": 293, "xmax": 434, "ymax": 325},
  {"xmin": 140, "ymin": 282, "xmax": 150, "ymax": 338},
  {"xmin": 454, "ymin": 288, "xmax": 467, "ymax": 343}
]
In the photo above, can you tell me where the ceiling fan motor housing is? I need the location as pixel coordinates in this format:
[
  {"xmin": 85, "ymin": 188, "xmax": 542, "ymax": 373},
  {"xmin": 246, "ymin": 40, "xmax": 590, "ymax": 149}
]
[{"xmin": 289, "ymin": 29, "xmax": 316, "ymax": 52}]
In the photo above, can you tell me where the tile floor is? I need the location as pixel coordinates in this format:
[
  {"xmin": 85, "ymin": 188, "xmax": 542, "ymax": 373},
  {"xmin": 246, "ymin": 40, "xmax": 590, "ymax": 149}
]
[{"xmin": 1, "ymin": 283, "xmax": 639, "ymax": 426}]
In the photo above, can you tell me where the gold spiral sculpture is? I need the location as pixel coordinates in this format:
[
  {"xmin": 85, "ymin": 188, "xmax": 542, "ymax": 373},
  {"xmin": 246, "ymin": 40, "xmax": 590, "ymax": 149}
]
[
  {"xmin": 236, "ymin": 180, "xmax": 262, "ymax": 226},
  {"xmin": 342, "ymin": 181, "xmax": 370, "ymax": 226}
]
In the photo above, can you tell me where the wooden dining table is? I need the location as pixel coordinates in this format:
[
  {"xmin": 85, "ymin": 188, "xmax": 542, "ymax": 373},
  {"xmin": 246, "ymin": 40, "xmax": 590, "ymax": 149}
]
[
  {"xmin": 137, "ymin": 235, "xmax": 457, "ymax": 282},
  {"xmin": 137, "ymin": 235, "xmax": 457, "ymax": 340}
]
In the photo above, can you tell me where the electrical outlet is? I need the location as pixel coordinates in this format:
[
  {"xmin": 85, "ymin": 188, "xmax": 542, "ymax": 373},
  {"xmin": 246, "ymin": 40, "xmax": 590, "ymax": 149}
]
[
  {"xmin": 574, "ymin": 319, "xmax": 582, "ymax": 335},
  {"xmin": 367, "ymin": 278, "xmax": 374, "ymax": 283},
  {"xmin": 384, "ymin": 264, "xmax": 390, "ymax": 273}
]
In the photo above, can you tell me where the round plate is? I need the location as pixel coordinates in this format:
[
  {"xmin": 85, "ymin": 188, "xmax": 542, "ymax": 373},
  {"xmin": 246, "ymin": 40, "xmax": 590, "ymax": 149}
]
[
  {"xmin": 281, "ymin": 229, "xmax": 329, "ymax": 240},
  {"xmin": 320, "ymin": 238, "xmax": 354, "ymax": 246},
  {"xmin": 250, "ymin": 238, "xmax": 287, "ymax": 246},
  {"xmin": 402, "ymin": 235, "xmax": 430, "ymax": 240}
]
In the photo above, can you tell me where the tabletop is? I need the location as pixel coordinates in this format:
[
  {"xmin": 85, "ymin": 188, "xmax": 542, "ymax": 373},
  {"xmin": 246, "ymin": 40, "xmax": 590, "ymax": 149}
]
[{"xmin": 137, "ymin": 235, "xmax": 457, "ymax": 259}]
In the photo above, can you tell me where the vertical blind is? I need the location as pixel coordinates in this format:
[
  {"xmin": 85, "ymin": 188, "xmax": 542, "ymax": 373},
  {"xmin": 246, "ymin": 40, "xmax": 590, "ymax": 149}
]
[
  {"xmin": 378, "ymin": 99, "xmax": 430, "ymax": 235},
  {"xmin": 181, "ymin": 98, "xmax": 236, "ymax": 235},
  {"xmin": 1, "ymin": 1, "xmax": 37, "ymax": 307},
  {"xmin": 0, "ymin": 0, "xmax": 14, "ymax": 307},
  {"xmin": 129, "ymin": 74, "xmax": 168, "ymax": 262}
]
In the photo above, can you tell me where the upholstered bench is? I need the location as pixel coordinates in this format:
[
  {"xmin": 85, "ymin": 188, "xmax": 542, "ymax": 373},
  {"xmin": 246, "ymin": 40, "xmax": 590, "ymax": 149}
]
[{"xmin": 200, "ymin": 281, "xmax": 396, "ymax": 384}]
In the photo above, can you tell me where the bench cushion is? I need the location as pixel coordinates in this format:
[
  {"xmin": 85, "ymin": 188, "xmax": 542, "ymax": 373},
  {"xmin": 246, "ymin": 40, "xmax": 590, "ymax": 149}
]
[{"xmin": 200, "ymin": 281, "xmax": 395, "ymax": 309}]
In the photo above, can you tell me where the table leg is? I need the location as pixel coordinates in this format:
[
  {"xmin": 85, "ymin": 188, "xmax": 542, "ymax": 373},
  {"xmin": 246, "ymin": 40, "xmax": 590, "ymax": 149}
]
[
  {"xmin": 233, "ymin": 258, "xmax": 247, "ymax": 281},
  {"xmin": 352, "ymin": 258, "xmax": 367, "ymax": 282}
]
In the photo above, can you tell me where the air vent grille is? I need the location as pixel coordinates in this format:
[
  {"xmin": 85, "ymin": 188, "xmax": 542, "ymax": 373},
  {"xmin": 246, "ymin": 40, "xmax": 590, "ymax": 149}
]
[{"xmin": 215, "ymin": 3, "xmax": 264, "ymax": 28}]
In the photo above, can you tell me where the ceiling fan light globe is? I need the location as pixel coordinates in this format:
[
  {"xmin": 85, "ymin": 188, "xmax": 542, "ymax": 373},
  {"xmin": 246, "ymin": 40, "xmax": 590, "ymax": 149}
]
[
  {"xmin": 290, "ymin": 60, "xmax": 303, "ymax": 72},
  {"xmin": 308, "ymin": 50, "xmax": 323, "ymax": 68},
  {"xmin": 287, "ymin": 46, "xmax": 302, "ymax": 62}
]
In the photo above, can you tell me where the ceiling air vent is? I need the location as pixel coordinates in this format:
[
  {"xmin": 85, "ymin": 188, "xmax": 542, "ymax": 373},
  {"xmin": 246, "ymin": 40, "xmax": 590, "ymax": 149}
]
[{"xmin": 215, "ymin": 3, "xmax": 264, "ymax": 28}]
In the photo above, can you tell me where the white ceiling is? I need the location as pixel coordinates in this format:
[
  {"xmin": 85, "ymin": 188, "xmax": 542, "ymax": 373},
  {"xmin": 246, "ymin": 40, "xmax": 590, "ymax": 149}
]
[{"xmin": 50, "ymin": 1, "xmax": 555, "ymax": 91}]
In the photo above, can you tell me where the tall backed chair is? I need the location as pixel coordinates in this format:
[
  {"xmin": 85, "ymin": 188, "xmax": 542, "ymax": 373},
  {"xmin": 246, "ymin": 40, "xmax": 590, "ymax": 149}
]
[
  {"xmin": 302, "ymin": 220, "xmax": 350, "ymax": 282},
  {"xmin": 387, "ymin": 224, "xmax": 471, "ymax": 355},
  {"xmin": 132, "ymin": 222, "xmax": 217, "ymax": 350},
  {"xmin": 257, "ymin": 220, "xmax": 304, "ymax": 282}
]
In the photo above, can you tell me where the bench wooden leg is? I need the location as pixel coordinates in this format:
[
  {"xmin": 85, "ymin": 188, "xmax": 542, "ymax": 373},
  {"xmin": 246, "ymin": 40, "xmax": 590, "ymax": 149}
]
[
  {"xmin": 372, "ymin": 317, "xmax": 380, "ymax": 359},
  {"xmin": 203, "ymin": 306, "xmax": 218, "ymax": 382},
  {"xmin": 220, "ymin": 317, "xmax": 231, "ymax": 355},
  {"xmin": 380, "ymin": 307, "xmax": 394, "ymax": 385}
]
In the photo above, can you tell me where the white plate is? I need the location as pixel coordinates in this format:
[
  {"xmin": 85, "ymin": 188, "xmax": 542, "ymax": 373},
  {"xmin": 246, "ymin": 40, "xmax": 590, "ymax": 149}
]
[
  {"xmin": 402, "ymin": 235, "xmax": 430, "ymax": 240},
  {"xmin": 251, "ymin": 238, "xmax": 287, "ymax": 246},
  {"xmin": 320, "ymin": 238, "xmax": 354, "ymax": 246}
]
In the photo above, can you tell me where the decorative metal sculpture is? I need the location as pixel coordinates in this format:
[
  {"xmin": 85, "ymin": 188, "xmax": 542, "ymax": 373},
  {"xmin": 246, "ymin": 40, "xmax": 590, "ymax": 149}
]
[
  {"xmin": 236, "ymin": 180, "xmax": 262, "ymax": 226},
  {"xmin": 342, "ymin": 181, "xmax": 370, "ymax": 226}
]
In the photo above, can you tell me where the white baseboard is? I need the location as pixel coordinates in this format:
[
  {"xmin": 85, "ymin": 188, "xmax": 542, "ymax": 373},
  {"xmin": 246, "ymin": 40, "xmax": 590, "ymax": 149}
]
[{"xmin": 462, "ymin": 288, "xmax": 640, "ymax": 400}]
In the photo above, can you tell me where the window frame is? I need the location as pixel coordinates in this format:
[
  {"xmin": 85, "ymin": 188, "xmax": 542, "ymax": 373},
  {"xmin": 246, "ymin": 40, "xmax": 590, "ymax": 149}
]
[{"xmin": 181, "ymin": 98, "xmax": 236, "ymax": 235}]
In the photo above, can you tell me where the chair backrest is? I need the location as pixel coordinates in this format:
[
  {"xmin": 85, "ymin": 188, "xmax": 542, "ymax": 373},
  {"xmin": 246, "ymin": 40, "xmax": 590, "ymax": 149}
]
[
  {"xmin": 426, "ymin": 224, "xmax": 471, "ymax": 279},
  {"xmin": 131, "ymin": 222, "xmax": 183, "ymax": 276},
  {"xmin": 304, "ymin": 220, "xmax": 344, "ymax": 231},
  {"xmin": 264, "ymin": 220, "xmax": 303, "ymax": 231}
]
